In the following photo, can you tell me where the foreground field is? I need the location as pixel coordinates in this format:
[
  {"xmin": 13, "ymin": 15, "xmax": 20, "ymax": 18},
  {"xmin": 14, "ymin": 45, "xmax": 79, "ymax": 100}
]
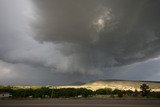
[{"xmin": 0, "ymin": 99, "xmax": 160, "ymax": 107}]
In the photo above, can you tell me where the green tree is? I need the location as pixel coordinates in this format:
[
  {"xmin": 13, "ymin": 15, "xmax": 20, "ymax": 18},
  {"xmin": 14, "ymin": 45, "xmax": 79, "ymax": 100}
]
[
  {"xmin": 95, "ymin": 88, "xmax": 112, "ymax": 95},
  {"xmin": 140, "ymin": 83, "xmax": 150, "ymax": 97},
  {"xmin": 118, "ymin": 92, "xmax": 123, "ymax": 98}
]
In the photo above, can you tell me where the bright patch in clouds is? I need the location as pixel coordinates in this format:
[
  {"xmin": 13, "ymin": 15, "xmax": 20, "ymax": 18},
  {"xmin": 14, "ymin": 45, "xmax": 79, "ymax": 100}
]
[
  {"xmin": 93, "ymin": 7, "xmax": 114, "ymax": 32},
  {"xmin": 0, "ymin": 60, "xmax": 17, "ymax": 78}
]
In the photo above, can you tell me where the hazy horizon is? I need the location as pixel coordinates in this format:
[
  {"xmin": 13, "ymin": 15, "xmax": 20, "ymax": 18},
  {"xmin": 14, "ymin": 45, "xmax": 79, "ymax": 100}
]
[{"xmin": 0, "ymin": 0, "xmax": 160, "ymax": 85}]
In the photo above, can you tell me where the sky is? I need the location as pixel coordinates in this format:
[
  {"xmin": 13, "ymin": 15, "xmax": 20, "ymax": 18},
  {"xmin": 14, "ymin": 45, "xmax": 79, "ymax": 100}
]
[{"xmin": 0, "ymin": 0, "xmax": 160, "ymax": 85}]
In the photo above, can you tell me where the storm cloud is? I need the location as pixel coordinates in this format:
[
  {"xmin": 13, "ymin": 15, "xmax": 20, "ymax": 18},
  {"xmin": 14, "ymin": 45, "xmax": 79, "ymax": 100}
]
[
  {"xmin": 31, "ymin": 0, "xmax": 160, "ymax": 67},
  {"xmin": 0, "ymin": 0, "xmax": 160, "ymax": 85}
]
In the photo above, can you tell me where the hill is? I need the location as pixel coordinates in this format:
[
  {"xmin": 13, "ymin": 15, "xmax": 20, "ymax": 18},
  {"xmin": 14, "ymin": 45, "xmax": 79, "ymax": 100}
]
[
  {"xmin": 12, "ymin": 80, "xmax": 160, "ymax": 92},
  {"xmin": 57, "ymin": 80, "xmax": 160, "ymax": 91}
]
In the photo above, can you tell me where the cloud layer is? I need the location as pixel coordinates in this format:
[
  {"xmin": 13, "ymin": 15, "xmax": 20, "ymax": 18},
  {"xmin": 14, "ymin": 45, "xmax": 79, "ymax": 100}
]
[
  {"xmin": 0, "ymin": 0, "xmax": 160, "ymax": 85},
  {"xmin": 31, "ymin": 0, "xmax": 160, "ymax": 67}
]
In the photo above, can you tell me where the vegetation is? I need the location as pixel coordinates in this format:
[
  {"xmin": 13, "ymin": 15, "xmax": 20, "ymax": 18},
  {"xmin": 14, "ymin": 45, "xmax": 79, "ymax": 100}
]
[
  {"xmin": 0, "ymin": 87, "xmax": 93, "ymax": 98},
  {"xmin": 0, "ymin": 84, "xmax": 160, "ymax": 99},
  {"xmin": 140, "ymin": 83, "xmax": 150, "ymax": 97},
  {"xmin": 95, "ymin": 88, "xmax": 112, "ymax": 95}
]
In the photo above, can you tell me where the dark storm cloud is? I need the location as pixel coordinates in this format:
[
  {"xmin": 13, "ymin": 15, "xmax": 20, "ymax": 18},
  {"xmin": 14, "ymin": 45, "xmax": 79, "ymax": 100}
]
[
  {"xmin": 31, "ymin": 0, "xmax": 160, "ymax": 68},
  {"xmin": 0, "ymin": 0, "xmax": 160, "ymax": 85}
]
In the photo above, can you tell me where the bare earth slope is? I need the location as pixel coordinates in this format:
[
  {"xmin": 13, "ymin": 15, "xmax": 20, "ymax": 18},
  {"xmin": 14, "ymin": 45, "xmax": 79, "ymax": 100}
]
[{"xmin": 57, "ymin": 80, "xmax": 160, "ymax": 91}]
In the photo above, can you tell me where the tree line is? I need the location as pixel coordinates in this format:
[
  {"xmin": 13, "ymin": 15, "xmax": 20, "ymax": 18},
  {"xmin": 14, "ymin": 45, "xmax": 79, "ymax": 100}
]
[{"xmin": 0, "ymin": 84, "xmax": 160, "ymax": 99}]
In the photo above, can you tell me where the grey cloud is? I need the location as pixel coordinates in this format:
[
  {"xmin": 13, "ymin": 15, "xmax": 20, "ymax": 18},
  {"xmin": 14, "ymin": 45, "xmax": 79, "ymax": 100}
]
[
  {"xmin": 0, "ymin": 59, "xmax": 100, "ymax": 85},
  {"xmin": 105, "ymin": 58, "xmax": 160, "ymax": 81},
  {"xmin": 0, "ymin": 0, "xmax": 160, "ymax": 85},
  {"xmin": 0, "ymin": 0, "xmax": 103, "ymax": 75},
  {"xmin": 31, "ymin": 0, "xmax": 160, "ymax": 68},
  {"xmin": 0, "ymin": 60, "xmax": 62, "ymax": 85}
]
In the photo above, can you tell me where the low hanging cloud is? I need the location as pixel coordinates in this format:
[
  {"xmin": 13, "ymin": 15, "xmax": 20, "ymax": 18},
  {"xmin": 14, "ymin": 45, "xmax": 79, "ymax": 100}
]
[{"xmin": 31, "ymin": 0, "xmax": 160, "ymax": 69}]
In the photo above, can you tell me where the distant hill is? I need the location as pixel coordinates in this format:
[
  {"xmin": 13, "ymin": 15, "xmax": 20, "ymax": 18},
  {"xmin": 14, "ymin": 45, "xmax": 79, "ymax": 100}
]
[
  {"xmin": 11, "ymin": 80, "xmax": 160, "ymax": 92},
  {"xmin": 84, "ymin": 80, "xmax": 160, "ymax": 91},
  {"xmin": 57, "ymin": 80, "xmax": 160, "ymax": 91}
]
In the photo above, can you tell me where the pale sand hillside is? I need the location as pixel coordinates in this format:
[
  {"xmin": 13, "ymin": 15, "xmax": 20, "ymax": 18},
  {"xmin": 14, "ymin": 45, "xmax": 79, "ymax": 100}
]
[
  {"xmin": 14, "ymin": 80, "xmax": 160, "ymax": 92},
  {"xmin": 56, "ymin": 80, "xmax": 160, "ymax": 91}
]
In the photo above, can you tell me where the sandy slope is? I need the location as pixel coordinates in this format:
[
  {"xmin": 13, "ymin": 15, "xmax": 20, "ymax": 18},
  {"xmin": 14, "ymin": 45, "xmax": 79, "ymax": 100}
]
[{"xmin": 57, "ymin": 80, "xmax": 160, "ymax": 91}]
